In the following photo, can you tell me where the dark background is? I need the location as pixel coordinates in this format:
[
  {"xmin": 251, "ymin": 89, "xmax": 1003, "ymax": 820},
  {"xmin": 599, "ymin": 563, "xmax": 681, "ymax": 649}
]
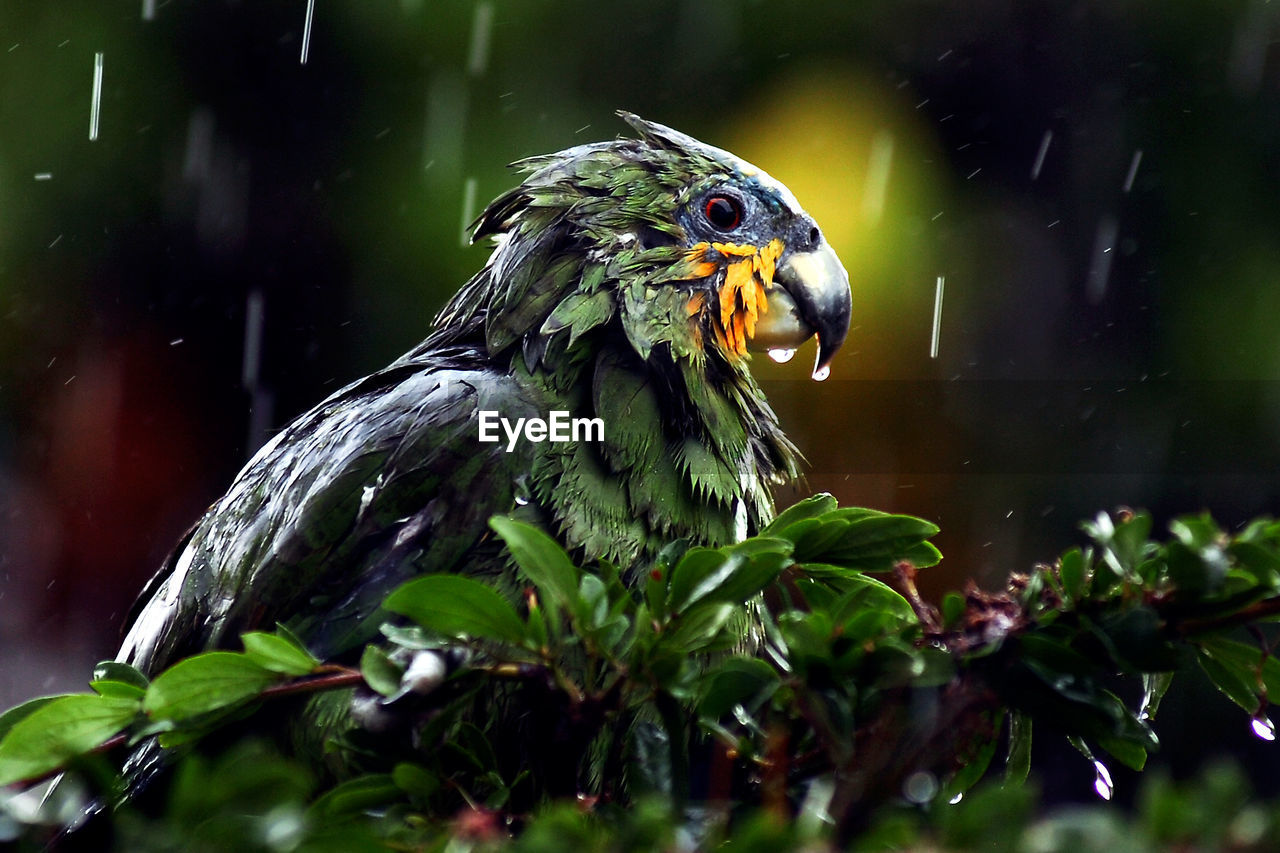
[{"xmin": 2, "ymin": 0, "xmax": 1278, "ymax": 807}]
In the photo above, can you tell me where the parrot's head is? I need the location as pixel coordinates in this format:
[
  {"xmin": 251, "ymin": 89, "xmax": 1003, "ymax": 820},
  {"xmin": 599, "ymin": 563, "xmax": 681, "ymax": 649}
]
[{"xmin": 446, "ymin": 112, "xmax": 852, "ymax": 382}]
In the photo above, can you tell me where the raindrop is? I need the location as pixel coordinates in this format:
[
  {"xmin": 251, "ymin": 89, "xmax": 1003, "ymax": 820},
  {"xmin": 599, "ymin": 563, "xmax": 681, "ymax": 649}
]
[
  {"xmin": 1030, "ymin": 130, "xmax": 1053, "ymax": 180},
  {"xmin": 1122, "ymin": 149, "xmax": 1144, "ymax": 194},
  {"xmin": 88, "ymin": 51, "xmax": 104, "ymax": 141},
  {"xmin": 1092, "ymin": 760, "xmax": 1114, "ymax": 801},
  {"xmin": 1086, "ymin": 214, "xmax": 1118, "ymax": 304},
  {"xmin": 33, "ymin": 172, "xmax": 52, "ymax": 181},
  {"xmin": 141, "ymin": 0, "xmax": 156, "ymax": 21},
  {"xmin": 466, "ymin": 1, "xmax": 494, "ymax": 77},
  {"xmin": 459, "ymin": 177, "xmax": 478, "ymax": 247},
  {"xmin": 812, "ymin": 364, "xmax": 831, "ymax": 382},
  {"xmin": 767, "ymin": 348, "xmax": 796, "ymax": 364},
  {"xmin": 299, "ymin": 0, "xmax": 316, "ymax": 65},
  {"xmin": 1251, "ymin": 714, "xmax": 1276, "ymax": 741},
  {"xmin": 514, "ymin": 495, "xmax": 529, "ymax": 506},
  {"xmin": 930, "ymin": 275, "xmax": 945, "ymax": 359},
  {"xmin": 902, "ymin": 771, "xmax": 938, "ymax": 804},
  {"xmin": 242, "ymin": 290, "xmax": 265, "ymax": 389},
  {"xmin": 861, "ymin": 130, "xmax": 894, "ymax": 224}
]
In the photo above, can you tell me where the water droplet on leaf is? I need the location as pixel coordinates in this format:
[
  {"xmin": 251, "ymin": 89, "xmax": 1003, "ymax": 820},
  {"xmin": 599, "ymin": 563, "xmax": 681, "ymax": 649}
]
[
  {"xmin": 767, "ymin": 348, "xmax": 796, "ymax": 364},
  {"xmin": 1252, "ymin": 714, "xmax": 1276, "ymax": 741},
  {"xmin": 949, "ymin": 792, "xmax": 964, "ymax": 805},
  {"xmin": 1092, "ymin": 760, "xmax": 1113, "ymax": 801}
]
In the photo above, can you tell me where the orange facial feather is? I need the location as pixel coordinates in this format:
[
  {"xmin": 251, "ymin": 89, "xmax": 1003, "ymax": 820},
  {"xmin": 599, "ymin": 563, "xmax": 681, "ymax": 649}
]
[{"xmin": 680, "ymin": 238, "xmax": 788, "ymax": 361}]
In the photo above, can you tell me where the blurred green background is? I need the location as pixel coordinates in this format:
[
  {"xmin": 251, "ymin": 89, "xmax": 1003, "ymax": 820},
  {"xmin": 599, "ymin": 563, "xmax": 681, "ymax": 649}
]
[{"xmin": 2, "ymin": 0, "xmax": 1279, "ymax": 809}]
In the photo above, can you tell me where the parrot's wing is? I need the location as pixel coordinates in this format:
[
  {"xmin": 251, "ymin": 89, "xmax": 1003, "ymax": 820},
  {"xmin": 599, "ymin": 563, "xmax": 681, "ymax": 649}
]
[{"xmin": 118, "ymin": 349, "xmax": 541, "ymax": 673}]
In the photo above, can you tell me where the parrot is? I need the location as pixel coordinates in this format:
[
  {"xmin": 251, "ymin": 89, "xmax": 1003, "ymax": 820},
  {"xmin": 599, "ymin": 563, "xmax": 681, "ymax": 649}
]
[
  {"xmin": 116, "ymin": 112, "xmax": 851, "ymax": 680},
  {"xmin": 86, "ymin": 115, "xmax": 853, "ymax": 821}
]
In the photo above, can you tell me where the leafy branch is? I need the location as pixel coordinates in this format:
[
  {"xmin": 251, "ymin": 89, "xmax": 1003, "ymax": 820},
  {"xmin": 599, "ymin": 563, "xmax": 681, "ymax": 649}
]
[{"xmin": 3, "ymin": 497, "xmax": 1280, "ymax": 850}]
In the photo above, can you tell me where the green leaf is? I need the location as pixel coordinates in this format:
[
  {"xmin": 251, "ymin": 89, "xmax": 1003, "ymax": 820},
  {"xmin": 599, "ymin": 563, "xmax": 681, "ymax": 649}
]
[
  {"xmin": 360, "ymin": 645, "xmax": 404, "ymax": 698},
  {"xmin": 830, "ymin": 574, "xmax": 916, "ymax": 626},
  {"xmin": 941, "ymin": 591, "xmax": 966, "ymax": 628},
  {"xmin": 242, "ymin": 631, "xmax": 320, "ymax": 676},
  {"xmin": 664, "ymin": 602, "xmax": 737, "ymax": 653},
  {"xmin": 943, "ymin": 710, "xmax": 1004, "ymax": 799},
  {"xmin": 1140, "ymin": 671, "xmax": 1174, "ymax": 722},
  {"xmin": 1196, "ymin": 647, "xmax": 1261, "ymax": 713},
  {"xmin": 717, "ymin": 538, "xmax": 793, "ymax": 602},
  {"xmin": 827, "ymin": 514, "xmax": 941, "ymax": 561},
  {"xmin": 1005, "ymin": 712, "xmax": 1032, "ymax": 786},
  {"xmin": 0, "ymin": 694, "xmax": 140, "ymax": 785},
  {"xmin": 90, "ymin": 679, "xmax": 146, "ymax": 700},
  {"xmin": 308, "ymin": 773, "xmax": 401, "ymax": 819},
  {"xmin": 89, "ymin": 661, "xmax": 149, "ymax": 702},
  {"xmin": 0, "ymin": 696, "xmax": 61, "ymax": 745},
  {"xmin": 489, "ymin": 515, "xmax": 579, "ymax": 611},
  {"xmin": 792, "ymin": 519, "xmax": 853, "ymax": 562},
  {"xmin": 385, "ymin": 574, "xmax": 526, "ymax": 645},
  {"xmin": 1097, "ymin": 734, "xmax": 1149, "ymax": 772},
  {"xmin": 391, "ymin": 762, "xmax": 440, "ymax": 802},
  {"xmin": 143, "ymin": 652, "xmax": 278, "ymax": 721},
  {"xmin": 667, "ymin": 548, "xmax": 733, "ymax": 613},
  {"xmin": 91, "ymin": 661, "xmax": 150, "ymax": 691},
  {"xmin": 698, "ymin": 659, "xmax": 780, "ymax": 719},
  {"xmin": 668, "ymin": 539, "xmax": 791, "ymax": 614},
  {"xmin": 1229, "ymin": 541, "xmax": 1280, "ymax": 587},
  {"xmin": 762, "ymin": 493, "xmax": 838, "ymax": 537},
  {"xmin": 1059, "ymin": 547, "xmax": 1087, "ymax": 602}
]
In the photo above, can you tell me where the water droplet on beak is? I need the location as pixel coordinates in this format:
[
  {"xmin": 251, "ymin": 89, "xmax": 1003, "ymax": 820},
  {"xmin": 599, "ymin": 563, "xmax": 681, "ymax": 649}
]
[{"xmin": 767, "ymin": 348, "xmax": 796, "ymax": 364}]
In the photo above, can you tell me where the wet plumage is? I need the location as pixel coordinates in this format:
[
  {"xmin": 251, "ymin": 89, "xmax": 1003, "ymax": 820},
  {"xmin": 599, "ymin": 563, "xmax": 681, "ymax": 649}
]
[{"xmin": 119, "ymin": 112, "xmax": 852, "ymax": 686}]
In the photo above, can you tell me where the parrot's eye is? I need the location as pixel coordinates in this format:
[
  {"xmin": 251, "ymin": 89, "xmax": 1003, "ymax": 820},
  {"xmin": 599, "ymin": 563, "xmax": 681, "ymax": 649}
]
[{"xmin": 703, "ymin": 195, "xmax": 743, "ymax": 231}]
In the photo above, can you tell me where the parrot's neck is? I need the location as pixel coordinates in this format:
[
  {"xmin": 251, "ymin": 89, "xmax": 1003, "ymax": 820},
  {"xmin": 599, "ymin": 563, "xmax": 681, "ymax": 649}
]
[{"xmin": 522, "ymin": 334, "xmax": 801, "ymax": 573}]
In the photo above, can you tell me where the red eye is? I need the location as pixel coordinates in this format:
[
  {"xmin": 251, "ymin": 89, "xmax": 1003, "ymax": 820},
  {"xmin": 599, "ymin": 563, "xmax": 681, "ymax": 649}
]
[{"xmin": 704, "ymin": 195, "xmax": 742, "ymax": 231}]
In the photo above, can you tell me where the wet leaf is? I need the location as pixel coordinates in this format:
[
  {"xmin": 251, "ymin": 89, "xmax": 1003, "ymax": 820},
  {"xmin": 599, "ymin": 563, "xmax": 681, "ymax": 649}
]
[
  {"xmin": 385, "ymin": 574, "xmax": 526, "ymax": 646},
  {"xmin": 307, "ymin": 773, "xmax": 400, "ymax": 819},
  {"xmin": 360, "ymin": 645, "xmax": 403, "ymax": 698},
  {"xmin": 91, "ymin": 661, "xmax": 149, "ymax": 691},
  {"xmin": 1059, "ymin": 547, "xmax": 1087, "ymax": 601},
  {"xmin": 0, "ymin": 694, "xmax": 140, "ymax": 785},
  {"xmin": 242, "ymin": 631, "xmax": 320, "ymax": 676},
  {"xmin": 144, "ymin": 652, "xmax": 277, "ymax": 721},
  {"xmin": 490, "ymin": 515, "xmax": 579, "ymax": 611},
  {"xmin": 1005, "ymin": 712, "xmax": 1032, "ymax": 786},
  {"xmin": 762, "ymin": 493, "xmax": 838, "ymax": 537},
  {"xmin": 1196, "ymin": 646, "xmax": 1260, "ymax": 713},
  {"xmin": 0, "ymin": 696, "xmax": 60, "ymax": 744},
  {"xmin": 698, "ymin": 658, "xmax": 779, "ymax": 719}
]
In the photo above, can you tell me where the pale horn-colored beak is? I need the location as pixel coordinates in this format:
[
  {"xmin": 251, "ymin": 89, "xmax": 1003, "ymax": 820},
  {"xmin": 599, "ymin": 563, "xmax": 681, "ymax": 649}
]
[{"xmin": 749, "ymin": 241, "xmax": 852, "ymax": 380}]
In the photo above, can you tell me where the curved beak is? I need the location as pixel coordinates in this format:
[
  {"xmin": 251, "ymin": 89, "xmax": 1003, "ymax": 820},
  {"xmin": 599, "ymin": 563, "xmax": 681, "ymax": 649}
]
[{"xmin": 749, "ymin": 242, "xmax": 852, "ymax": 380}]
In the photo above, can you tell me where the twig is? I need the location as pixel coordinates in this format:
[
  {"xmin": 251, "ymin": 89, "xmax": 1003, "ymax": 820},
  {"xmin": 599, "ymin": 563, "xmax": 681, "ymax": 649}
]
[
  {"xmin": 258, "ymin": 667, "xmax": 365, "ymax": 699},
  {"xmin": 1171, "ymin": 597, "xmax": 1280, "ymax": 637}
]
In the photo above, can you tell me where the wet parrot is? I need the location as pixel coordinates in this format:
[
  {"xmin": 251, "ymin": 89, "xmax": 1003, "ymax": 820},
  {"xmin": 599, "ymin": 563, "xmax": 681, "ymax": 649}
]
[
  {"xmin": 119, "ymin": 113, "xmax": 851, "ymax": 674},
  {"xmin": 111, "ymin": 113, "xmax": 851, "ymax": 793}
]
